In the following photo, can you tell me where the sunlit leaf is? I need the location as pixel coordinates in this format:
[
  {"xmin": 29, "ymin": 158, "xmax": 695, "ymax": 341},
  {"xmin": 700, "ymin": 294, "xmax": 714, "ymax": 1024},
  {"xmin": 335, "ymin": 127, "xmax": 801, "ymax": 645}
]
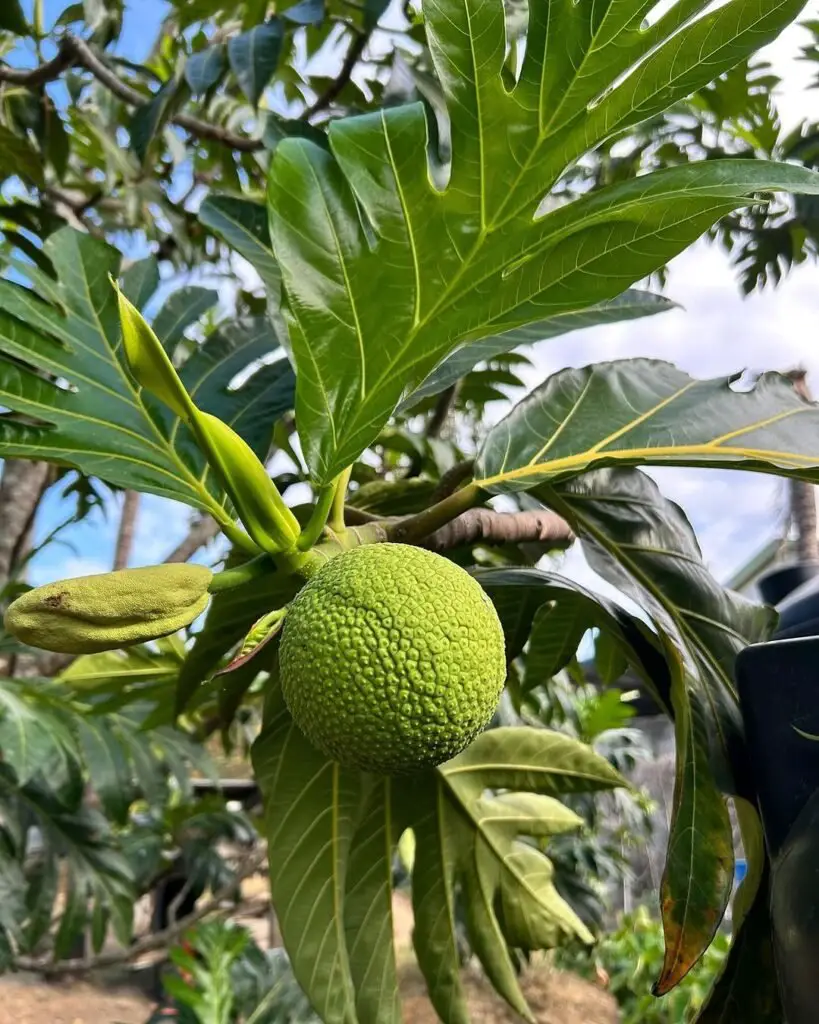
[
  {"xmin": 267, "ymin": 0, "xmax": 819, "ymax": 483},
  {"xmin": 403, "ymin": 291, "xmax": 675, "ymax": 410},
  {"xmin": 0, "ymin": 230, "xmax": 283, "ymax": 533},
  {"xmin": 477, "ymin": 360, "xmax": 819, "ymax": 493}
]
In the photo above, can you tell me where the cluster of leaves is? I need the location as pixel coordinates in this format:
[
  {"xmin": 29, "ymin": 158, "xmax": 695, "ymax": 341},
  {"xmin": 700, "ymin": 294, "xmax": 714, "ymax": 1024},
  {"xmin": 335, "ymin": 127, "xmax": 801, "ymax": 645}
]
[
  {"xmin": 0, "ymin": 658, "xmax": 254, "ymax": 964},
  {"xmin": 149, "ymin": 921, "xmax": 319, "ymax": 1024},
  {"xmin": 567, "ymin": 51, "xmax": 819, "ymax": 293},
  {"xmin": 557, "ymin": 906, "xmax": 731, "ymax": 1024}
]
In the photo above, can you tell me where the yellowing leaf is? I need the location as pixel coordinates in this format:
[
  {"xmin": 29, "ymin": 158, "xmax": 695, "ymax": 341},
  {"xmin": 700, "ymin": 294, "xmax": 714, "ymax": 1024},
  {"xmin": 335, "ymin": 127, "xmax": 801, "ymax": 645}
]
[{"xmin": 477, "ymin": 360, "xmax": 819, "ymax": 493}]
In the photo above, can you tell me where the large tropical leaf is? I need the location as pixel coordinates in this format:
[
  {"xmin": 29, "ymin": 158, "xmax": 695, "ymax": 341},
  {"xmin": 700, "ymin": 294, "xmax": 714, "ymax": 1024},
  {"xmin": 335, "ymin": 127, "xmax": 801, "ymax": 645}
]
[
  {"xmin": 252, "ymin": 679, "xmax": 623, "ymax": 1024},
  {"xmin": 0, "ymin": 231, "xmax": 291, "ymax": 535},
  {"xmin": 198, "ymin": 194, "xmax": 281, "ymax": 293},
  {"xmin": 401, "ymin": 291, "xmax": 676, "ymax": 411},
  {"xmin": 0, "ymin": 763, "xmax": 136, "ymax": 958},
  {"xmin": 266, "ymin": 0, "xmax": 819, "ymax": 483},
  {"xmin": 476, "ymin": 360, "xmax": 819, "ymax": 492},
  {"xmin": 475, "ymin": 566, "xmax": 671, "ymax": 708},
  {"xmin": 541, "ymin": 468, "xmax": 775, "ymax": 991}
]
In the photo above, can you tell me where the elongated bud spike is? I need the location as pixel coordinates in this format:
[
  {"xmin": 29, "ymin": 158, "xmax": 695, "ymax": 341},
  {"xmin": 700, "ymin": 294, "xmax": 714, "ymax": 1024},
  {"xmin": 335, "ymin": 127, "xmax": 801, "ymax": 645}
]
[{"xmin": 5, "ymin": 564, "xmax": 213, "ymax": 654}]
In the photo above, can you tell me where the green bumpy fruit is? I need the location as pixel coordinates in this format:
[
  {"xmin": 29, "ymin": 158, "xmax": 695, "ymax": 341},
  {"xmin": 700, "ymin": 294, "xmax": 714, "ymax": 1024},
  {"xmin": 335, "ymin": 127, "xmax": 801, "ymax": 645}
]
[
  {"xmin": 5, "ymin": 563, "xmax": 212, "ymax": 654},
  {"xmin": 279, "ymin": 544, "xmax": 506, "ymax": 774}
]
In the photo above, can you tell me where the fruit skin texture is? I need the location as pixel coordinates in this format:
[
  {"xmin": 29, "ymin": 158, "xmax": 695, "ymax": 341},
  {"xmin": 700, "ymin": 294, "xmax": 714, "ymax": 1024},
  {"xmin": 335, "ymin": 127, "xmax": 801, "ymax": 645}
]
[
  {"xmin": 5, "ymin": 564, "xmax": 212, "ymax": 654},
  {"xmin": 279, "ymin": 544, "xmax": 506, "ymax": 774}
]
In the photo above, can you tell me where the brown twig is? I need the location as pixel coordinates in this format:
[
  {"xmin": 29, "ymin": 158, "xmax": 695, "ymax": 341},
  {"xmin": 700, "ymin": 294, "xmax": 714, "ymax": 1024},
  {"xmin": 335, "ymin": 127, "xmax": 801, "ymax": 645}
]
[
  {"xmin": 14, "ymin": 846, "xmax": 268, "ymax": 976},
  {"xmin": 432, "ymin": 460, "xmax": 476, "ymax": 502},
  {"xmin": 164, "ymin": 516, "xmax": 221, "ymax": 563},
  {"xmin": 421, "ymin": 508, "xmax": 574, "ymax": 553},
  {"xmin": 303, "ymin": 27, "xmax": 370, "ymax": 119},
  {"xmin": 407, "ymin": 384, "xmax": 460, "ymax": 478},
  {"xmin": 0, "ymin": 47, "xmax": 74, "ymax": 86},
  {"xmin": 0, "ymin": 35, "xmax": 265, "ymax": 152}
]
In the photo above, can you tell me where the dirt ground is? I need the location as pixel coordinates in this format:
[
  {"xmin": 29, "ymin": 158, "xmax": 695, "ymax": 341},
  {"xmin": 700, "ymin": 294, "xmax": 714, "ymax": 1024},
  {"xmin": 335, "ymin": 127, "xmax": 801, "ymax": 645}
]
[
  {"xmin": 0, "ymin": 965, "xmax": 618, "ymax": 1024},
  {"xmin": 0, "ymin": 891, "xmax": 618, "ymax": 1024},
  {"xmin": 0, "ymin": 977, "xmax": 153, "ymax": 1024}
]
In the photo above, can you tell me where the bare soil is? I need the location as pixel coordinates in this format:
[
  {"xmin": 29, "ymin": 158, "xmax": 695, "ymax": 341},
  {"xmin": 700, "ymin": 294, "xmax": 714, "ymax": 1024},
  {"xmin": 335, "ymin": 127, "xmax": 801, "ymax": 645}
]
[
  {"xmin": 400, "ymin": 963, "xmax": 618, "ymax": 1024},
  {"xmin": 0, "ymin": 891, "xmax": 618, "ymax": 1024},
  {"xmin": 0, "ymin": 977, "xmax": 153, "ymax": 1024},
  {"xmin": 0, "ymin": 964, "xmax": 618, "ymax": 1024}
]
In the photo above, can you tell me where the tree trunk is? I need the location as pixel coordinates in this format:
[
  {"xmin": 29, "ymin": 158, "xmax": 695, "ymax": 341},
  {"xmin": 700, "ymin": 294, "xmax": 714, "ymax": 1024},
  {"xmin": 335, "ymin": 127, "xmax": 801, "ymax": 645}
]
[
  {"xmin": 164, "ymin": 516, "xmax": 220, "ymax": 563},
  {"xmin": 0, "ymin": 459, "xmax": 51, "ymax": 589},
  {"xmin": 786, "ymin": 371, "xmax": 819, "ymax": 562},
  {"xmin": 113, "ymin": 489, "xmax": 140, "ymax": 570}
]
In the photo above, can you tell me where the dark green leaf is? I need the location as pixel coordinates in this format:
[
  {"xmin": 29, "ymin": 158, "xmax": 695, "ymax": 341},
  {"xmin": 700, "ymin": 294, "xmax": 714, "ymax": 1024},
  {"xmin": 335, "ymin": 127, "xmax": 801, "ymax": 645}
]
[
  {"xmin": 177, "ymin": 317, "xmax": 293, "ymax": 459},
  {"xmin": 268, "ymin": 0, "xmax": 819, "ymax": 484},
  {"xmin": 402, "ymin": 291, "xmax": 675, "ymax": 411},
  {"xmin": 0, "ymin": 230, "xmax": 282, "ymax": 534},
  {"xmin": 120, "ymin": 256, "xmax": 160, "ymax": 309},
  {"xmin": 76, "ymin": 717, "xmax": 134, "ymax": 825},
  {"xmin": 363, "ymin": 0, "xmax": 389, "ymax": 29},
  {"xmin": 228, "ymin": 20, "xmax": 284, "ymax": 107},
  {"xmin": 253, "ymin": 672, "xmax": 619, "ymax": 1024},
  {"xmin": 55, "ymin": 3, "xmax": 84, "ymax": 26},
  {"xmin": 656, "ymin": 666, "xmax": 734, "ymax": 994},
  {"xmin": 185, "ymin": 44, "xmax": 227, "ymax": 94},
  {"xmin": 252, "ymin": 688, "xmax": 363, "ymax": 1024},
  {"xmin": 697, "ymin": 870, "xmax": 779, "ymax": 1022},
  {"xmin": 0, "ymin": 0, "xmax": 28, "ymax": 34},
  {"xmin": 477, "ymin": 359, "xmax": 819, "ymax": 493},
  {"xmin": 0, "ymin": 126, "xmax": 44, "ymax": 187},
  {"xmin": 152, "ymin": 285, "xmax": 219, "ymax": 351},
  {"xmin": 345, "ymin": 779, "xmax": 402, "ymax": 1024},
  {"xmin": 545, "ymin": 469, "xmax": 775, "ymax": 986},
  {"xmin": 199, "ymin": 194, "xmax": 280, "ymax": 293},
  {"xmin": 53, "ymin": 877, "xmax": 87, "ymax": 960},
  {"xmin": 130, "ymin": 77, "xmax": 187, "ymax": 165},
  {"xmin": 177, "ymin": 566, "xmax": 299, "ymax": 712},
  {"xmin": 44, "ymin": 104, "xmax": 70, "ymax": 181},
  {"xmin": 476, "ymin": 566, "xmax": 670, "ymax": 706},
  {"xmin": 283, "ymin": 0, "xmax": 325, "ymax": 24},
  {"xmin": 263, "ymin": 116, "xmax": 328, "ymax": 154},
  {"xmin": 0, "ymin": 680, "xmax": 71, "ymax": 785},
  {"xmin": 524, "ymin": 600, "xmax": 589, "ymax": 690}
]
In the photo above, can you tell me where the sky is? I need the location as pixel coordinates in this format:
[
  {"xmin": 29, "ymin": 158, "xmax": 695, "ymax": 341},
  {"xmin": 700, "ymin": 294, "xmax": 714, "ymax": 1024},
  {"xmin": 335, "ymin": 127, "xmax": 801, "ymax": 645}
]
[{"xmin": 12, "ymin": 0, "xmax": 819, "ymax": 601}]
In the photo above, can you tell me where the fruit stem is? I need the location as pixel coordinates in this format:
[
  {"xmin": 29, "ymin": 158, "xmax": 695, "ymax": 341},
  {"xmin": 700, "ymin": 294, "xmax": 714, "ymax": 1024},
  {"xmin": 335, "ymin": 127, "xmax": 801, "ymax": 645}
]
[
  {"xmin": 208, "ymin": 554, "xmax": 274, "ymax": 593},
  {"xmin": 329, "ymin": 466, "xmax": 352, "ymax": 533},
  {"xmin": 387, "ymin": 481, "xmax": 484, "ymax": 544},
  {"xmin": 297, "ymin": 482, "xmax": 336, "ymax": 551}
]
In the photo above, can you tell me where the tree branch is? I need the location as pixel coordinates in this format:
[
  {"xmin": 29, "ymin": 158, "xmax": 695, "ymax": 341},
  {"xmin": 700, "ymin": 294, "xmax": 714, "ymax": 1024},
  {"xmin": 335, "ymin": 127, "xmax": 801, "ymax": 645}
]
[
  {"xmin": 113, "ymin": 490, "xmax": 140, "ymax": 570},
  {"xmin": 14, "ymin": 846, "xmax": 268, "ymax": 976},
  {"xmin": 0, "ymin": 460, "xmax": 50, "ymax": 589},
  {"xmin": 164, "ymin": 516, "xmax": 221, "ymax": 563},
  {"xmin": 303, "ymin": 27, "xmax": 370, "ymax": 119},
  {"xmin": 0, "ymin": 36, "xmax": 265, "ymax": 152},
  {"xmin": 433, "ymin": 460, "xmax": 476, "ymax": 501},
  {"xmin": 420, "ymin": 508, "xmax": 574, "ymax": 553},
  {"xmin": 0, "ymin": 47, "xmax": 74, "ymax": 86}
]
